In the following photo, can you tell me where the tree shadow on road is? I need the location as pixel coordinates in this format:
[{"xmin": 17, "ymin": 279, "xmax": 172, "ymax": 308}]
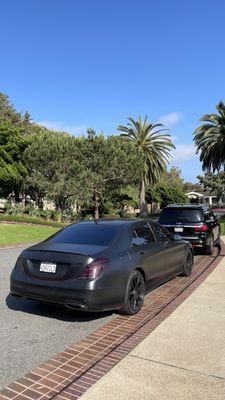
[{"xmin": 5, "ymin": 293, "xmax": 114, "ymax": 322}]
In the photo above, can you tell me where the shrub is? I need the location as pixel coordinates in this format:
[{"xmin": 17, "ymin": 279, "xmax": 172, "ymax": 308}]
[
  {"xmin": 0, "ymin": 214, "xmax": 66, "ymax": 227},
  {"xmin": 24, "ymin": 203, "xmax": 40, "ymax": 217},
  {"xmin": 5, "ymin": 201, "xmax": 25, "ymax": 215}
]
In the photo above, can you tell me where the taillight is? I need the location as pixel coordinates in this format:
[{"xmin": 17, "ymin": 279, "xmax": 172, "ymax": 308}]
[
  {"xmin": 78, "ymin": 258, "xmax": 109, "ymax": 280},
  {"xmin": 194, "ymin": 225, "xmax": 208, "ymax": 232}
]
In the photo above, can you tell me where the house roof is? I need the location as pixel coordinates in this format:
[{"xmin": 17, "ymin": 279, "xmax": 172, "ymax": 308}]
[{"xmin": 185, "ymin": 191, "xmax": 217, "ymax": 197}]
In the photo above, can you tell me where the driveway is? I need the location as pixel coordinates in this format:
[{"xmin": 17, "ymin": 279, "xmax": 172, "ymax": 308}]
[{"xmin": 0, "ymin": 246, "xmax": 115, "ymax": 389}]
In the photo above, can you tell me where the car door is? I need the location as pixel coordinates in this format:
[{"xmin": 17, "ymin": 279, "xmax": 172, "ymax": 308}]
[
  {"xmin": 208, "ymin": 211, "xmax": 220, "ymax": 241},
  {"xmin": 132, "ymin": 222, "xmax": 167, "ymax": 282},
  {"xmin": 151, "ymin": 222, "xmax": 185, "ymax": 276}
]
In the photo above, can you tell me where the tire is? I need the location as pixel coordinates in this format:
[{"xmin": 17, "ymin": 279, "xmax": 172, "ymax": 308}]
[
  {"xmin": 119, "ymin": 270, "xmax": 145, "ymax": 315},
  {"xmin": 214, "ymin": 235, "xmax": 221, "ymax": 250},
  {"xmin": 205, "ymin": 235, "xmax": 214, "ymax": 255},
  {"xmin": 182, "ymin": 250, "xmax": 193, "ymax": 277}
]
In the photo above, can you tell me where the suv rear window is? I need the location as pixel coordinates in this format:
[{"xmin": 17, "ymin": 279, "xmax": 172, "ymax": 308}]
[{"xmin": 159, "ymin": 208, "xmax": 203, "ymax": 224}]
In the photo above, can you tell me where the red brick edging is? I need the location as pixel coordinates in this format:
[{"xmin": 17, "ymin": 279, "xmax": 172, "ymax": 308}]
[{"xmin": 0, "ymin": 246, "xmax": 223, "ymax": 400}]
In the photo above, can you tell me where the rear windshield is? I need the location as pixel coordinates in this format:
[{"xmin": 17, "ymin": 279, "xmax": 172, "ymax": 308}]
[
  {"xmin": 159, "ymin": 208, "xmax": 203, "ymax": 223},
  {"xmin": 49, "ymin": 224, "xmax": 120, "ymax": 246}
]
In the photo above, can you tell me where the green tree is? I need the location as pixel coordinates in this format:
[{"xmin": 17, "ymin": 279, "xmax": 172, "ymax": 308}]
[
  {"xmin": 146, "ymin": 183, "xmax": 186, "ymax": 209},
  {"xmin": 194, "ymin": 101, "xmax": 225, "ymax": 171},
  {"xmin": 183, "ymin": 181, "xmax": 202, "ymax": 193},
  {"xmin": 104, "ymin": 185, "xmax": 139, "ymax": 216},
  {"xmin": 118, "ymin": 116, "xmax": 175, "ymax": 215},
  {"xmin": 0, "ymin": 92, "xmax": 32, "ymax": 129},
  {"xmin": 166, "ymin": 166, "xmax": 184, "ymax": 187},
  {"xmin": 197, "ymin": 172, "xmax": 225, "ymax": 203},
  {"xmin": 77, "ymin": 134, "xmax": 141, "ymax": 219},
  {"xmin": 24, "ymin": 131, "xmax": 90, "ymax": 211},
  {"xmin": 0, "ymin": 122, "xmax": 27, "ymax": 198}
]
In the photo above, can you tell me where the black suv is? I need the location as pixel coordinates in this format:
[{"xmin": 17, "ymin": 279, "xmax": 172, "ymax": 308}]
[{"xmin": 158, "ymin": 204, "xmax": 220, "ymax": 254}]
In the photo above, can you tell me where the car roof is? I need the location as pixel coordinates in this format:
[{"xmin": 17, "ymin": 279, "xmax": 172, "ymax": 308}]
[
  {"xmin": 72, "ymin": 219, "xmax": 145, "ymax": 227},
  {"xmin": 164, "ymin": 204, "xmax": 209, "ymax": 211}
]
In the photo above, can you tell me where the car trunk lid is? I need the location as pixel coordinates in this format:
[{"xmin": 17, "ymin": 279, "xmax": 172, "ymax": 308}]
[
  {"xmin": 163, "ymin": 222, "xmax": 204, "ymax": 239},
  {"xmin": 21, "ymin": 243, "xmax": 108, "ymax": 281}
]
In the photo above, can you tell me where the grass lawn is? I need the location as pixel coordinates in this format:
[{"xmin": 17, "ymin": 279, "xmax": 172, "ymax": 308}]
[
  {"xmin": 220, "ymin": 222, "xmax": 225, "ymax": 235},
  {"xmin": 0, "ymin": 223, "xmax": 59, "ymax": 246}
]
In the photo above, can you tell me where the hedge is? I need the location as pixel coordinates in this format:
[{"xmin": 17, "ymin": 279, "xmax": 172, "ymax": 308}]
[{"xmin": 0, "ymin": 214, "xmax": 67, "ymax": 228}]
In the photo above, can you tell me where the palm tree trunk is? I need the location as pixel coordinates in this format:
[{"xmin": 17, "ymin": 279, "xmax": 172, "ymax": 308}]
[
  {"xmin": 94, "ymin": 189, "xmax": 99, "ymax": 219},
  {"xmin": 139, "ymin": 177, "xmax": 147, "ymax": 216}
]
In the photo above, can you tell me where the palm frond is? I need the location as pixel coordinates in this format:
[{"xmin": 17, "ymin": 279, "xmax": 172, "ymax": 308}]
[
  {"xmin": 193, "ymin": 102, "xmax": 225, "ymax": 171},
  {"xmin": 118, "ymin": 115, "xmax": 175, "ymax": 183}
]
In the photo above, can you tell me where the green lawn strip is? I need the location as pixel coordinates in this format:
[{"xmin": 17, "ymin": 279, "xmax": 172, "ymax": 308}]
[
  {"xmin": 220, "ymin": 221, "xmax": 225, "ymax": 235},
  {"xmin": 0, "ymin": 223, "xmax": 59, "ymax": 246}
]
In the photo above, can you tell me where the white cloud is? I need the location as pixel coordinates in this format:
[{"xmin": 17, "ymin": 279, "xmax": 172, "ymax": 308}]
[
  {"xmin": 37, "ymin": 120, "xmax": 87, "ymax": 136},
  {"xmin": 158, "ymin": 112, "xmax": 183, "ymax": 127},
  {"xmin": 170, "ymin": 144, "xmax": 197, "ymax": 163}
]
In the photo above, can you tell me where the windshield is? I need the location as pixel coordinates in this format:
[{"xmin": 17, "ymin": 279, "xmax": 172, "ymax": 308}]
[
  {"xmin": 159, "ymin": 208, "xmax": 203, "ymax": 224},
  {"xmin": 49, "ymin": 224, "xmax": 120, "ymax": 246}
]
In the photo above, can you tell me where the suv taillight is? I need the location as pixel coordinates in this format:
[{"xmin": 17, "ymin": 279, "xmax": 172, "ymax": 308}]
[
  {"xmin": 194, "ymin": 225, "xmax": 208, "ymax": 232},
  {"xmin": 78, "ymin": 258, "xmax": 109, "ymax": 280}
]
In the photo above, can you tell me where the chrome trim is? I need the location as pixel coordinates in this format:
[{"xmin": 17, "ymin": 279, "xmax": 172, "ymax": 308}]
[
  {"xmin": 163, "ymin": 225, "xmax": 203, "ymax": 228},
  {"xmin": 180, "ymin": 237, "xmax": 200, "ymax": 240}
]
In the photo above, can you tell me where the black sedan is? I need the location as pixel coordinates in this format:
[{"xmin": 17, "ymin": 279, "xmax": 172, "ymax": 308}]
[{"xmin": 10, "ymin": 220, "xmax": 194, "ymax": 315}]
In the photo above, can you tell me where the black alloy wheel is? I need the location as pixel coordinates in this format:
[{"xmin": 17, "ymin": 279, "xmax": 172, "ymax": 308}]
[{"xmin": 120, "ymin": 270, "xmax": 145, "ymax": 315}]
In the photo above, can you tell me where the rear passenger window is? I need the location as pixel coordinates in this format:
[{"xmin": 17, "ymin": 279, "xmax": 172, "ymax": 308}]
[
  {"xmin": 152, "ymin": 223, "xmax": 171, "ymax": 242},
  {"xmin": 204, "ymin": 211, "xmax": 213, "ymax": 221},
  {"xmin": 132, "ymin": 224, "xmax": 155, "ymax": 246}
]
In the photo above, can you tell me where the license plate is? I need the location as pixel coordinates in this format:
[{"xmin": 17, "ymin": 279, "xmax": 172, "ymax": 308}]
[
  {"xmin": 175, "ymin": 227, "xmax": 183, "ymax": 232},
  {"xmin": 40, "ymin": 262, "xmax": 57, "ymax": 273}
]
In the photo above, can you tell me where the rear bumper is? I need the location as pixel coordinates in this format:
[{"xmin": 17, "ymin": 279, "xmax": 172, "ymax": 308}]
[
  {"xmin": 10, "ymin": 271, "xmax": 122, "ymax": 312},
  {"xmin": 163, "ymin": 226, "xmax": 210, "ymax": 248},
  {"xmin": 179, "ymin": 236, "xmax": 209, "ymax": 248}
]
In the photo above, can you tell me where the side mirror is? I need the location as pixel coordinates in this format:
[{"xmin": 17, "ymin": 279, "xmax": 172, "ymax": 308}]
[{"xmin": 173, "ymin": 234, "xmax": 182, "ymax": 241}]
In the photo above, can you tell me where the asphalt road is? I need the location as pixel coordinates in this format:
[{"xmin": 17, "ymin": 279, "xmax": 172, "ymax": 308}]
[{"xmin": 0, "ymin": 246, "xmax": 115, "ymax": 389}]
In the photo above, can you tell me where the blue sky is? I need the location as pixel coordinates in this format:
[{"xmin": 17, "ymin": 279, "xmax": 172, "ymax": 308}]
[{"xmin": 1, "ymin": 0, "xmax": 225, "ymax": 182}]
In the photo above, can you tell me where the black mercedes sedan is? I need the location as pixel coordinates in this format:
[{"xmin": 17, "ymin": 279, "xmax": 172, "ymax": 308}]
[{"xmin": 10, "ymin": 220, "xmax": 194, "ymax": 315}]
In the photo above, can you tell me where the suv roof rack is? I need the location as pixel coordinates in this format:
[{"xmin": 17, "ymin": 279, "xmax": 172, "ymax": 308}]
[{"xmin": 166, "ymin": 203, "xmax": 209, "ymax": 208}]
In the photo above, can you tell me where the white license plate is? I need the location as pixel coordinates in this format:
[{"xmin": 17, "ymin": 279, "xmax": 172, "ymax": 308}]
[
  {"xmin": 174, "ymin": 227, "xmax": 183, "ymax": 232},
  {"xmin": 40, "ymin": 262, "xmax": 57, "ymax": 273}
]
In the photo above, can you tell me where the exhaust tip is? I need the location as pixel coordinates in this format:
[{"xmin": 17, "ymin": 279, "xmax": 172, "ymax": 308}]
[{"xmin": 65, "ymin": 303, "xmax": 87, "ymax": 311}]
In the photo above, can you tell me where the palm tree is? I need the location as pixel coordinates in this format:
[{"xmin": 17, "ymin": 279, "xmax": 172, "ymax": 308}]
[
  {"xmin": 118, "ymin": 116, "xmax": 175, "ymax": 215},
  {"xmin": 194, "ymin": 101, "xmax": 225, "ymax": 171}
]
